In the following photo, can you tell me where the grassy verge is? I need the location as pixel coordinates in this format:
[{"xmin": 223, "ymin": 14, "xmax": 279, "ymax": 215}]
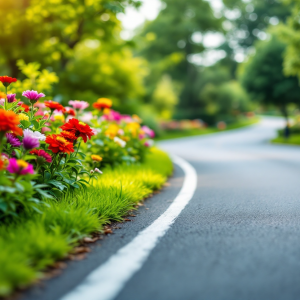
[
  {"xmin": 155, "ymin": 117, "xmax": 260, "ymax": 141},
  {"xmin": 0, "ymin": 148, "xmax": 173, "ymax": 297},
  {"xmin": 271, "ymin": 134, "xmax": 300, "ymax": 146}
]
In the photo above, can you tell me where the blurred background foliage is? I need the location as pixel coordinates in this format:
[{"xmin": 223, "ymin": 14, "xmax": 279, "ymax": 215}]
[{"xmin": 1, "ymin": 0, "xmax": 300, "ymax": 128}]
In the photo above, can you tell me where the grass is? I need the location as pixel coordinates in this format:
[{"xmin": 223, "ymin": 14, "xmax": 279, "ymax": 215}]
[
  {"xmin": 155, "ymin": 117, "xmax": 260, "ymax": 141},
  {"xmin": 0, "ymin": 148, "xmax": 173, "ymax": 297},
  {"xmin": 271, "ymin": 134, "xmax": 300, "ymax": 146}
]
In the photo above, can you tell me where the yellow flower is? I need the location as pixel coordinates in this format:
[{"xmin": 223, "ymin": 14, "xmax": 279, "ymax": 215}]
[
  {"xmin": 54, "ymin": 115, "xmax": 65, "ymax": 122},
  {"xmin": 105, "ymin": 124, "xmax": 119, "ymax": 139},
  {"xmin": 91, "ymin": 155, "xmax": 103, "ymax": 162},
  {"xmin": 126, "ymin": 122, "xmax": 140, "ymax": 137},
  {"xmin": 121, "ymin": 136, "xmax": 130, "ymax": 142},
  {"xmin": 18, "ymin": 113, "xmax": 29, "ymax": 121},
  {"xmin": 103, "ymin": 108, "xmax": 110, "ymax": 115},
  {"xmin": 17, "ymin": 160, "xmax": 28, "ymax": 168}
]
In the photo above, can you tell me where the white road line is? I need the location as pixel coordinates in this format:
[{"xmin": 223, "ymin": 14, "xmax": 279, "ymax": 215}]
[{"xmin": 60, "ymin": 155, "xmax": 198, "ymax": 300}]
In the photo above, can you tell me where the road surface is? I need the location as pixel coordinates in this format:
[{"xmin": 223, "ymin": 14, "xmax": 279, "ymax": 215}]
[{"xmin": 24, "ymin": 117, "xmax": 300, "ymax": 300}]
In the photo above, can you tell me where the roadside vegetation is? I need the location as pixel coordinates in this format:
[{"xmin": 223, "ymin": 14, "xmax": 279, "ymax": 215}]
[
  {"xmin": 0, "ymin": 148, "xmax": 172, "ymax": 297},
  {"xmin": 156, "ymin": 117, "xmax": 259, "ymax": 141}
]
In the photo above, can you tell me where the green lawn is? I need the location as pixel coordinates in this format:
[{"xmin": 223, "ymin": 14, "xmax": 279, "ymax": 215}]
[
  {"xmin": 155, "ymin": 118, "xmax": 260, "ymax": 141},
  {"xmin": 272, "ymin": 134, "xmax": 300, "ymax": 146},
  {"xmin": 0, "ymin": 148, "xmax": 173, "ymax": 297}
]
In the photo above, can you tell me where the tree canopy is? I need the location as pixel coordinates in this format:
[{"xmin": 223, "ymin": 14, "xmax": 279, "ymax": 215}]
[{"xmin": 240, "ymin": 35, "xmax": 300, "ymax": 118}]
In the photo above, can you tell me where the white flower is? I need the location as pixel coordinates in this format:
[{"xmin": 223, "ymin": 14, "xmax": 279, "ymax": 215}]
[
  {"xmin": 94, "ymin": 168, "xmax": 103, "ymax": 174},
  {"xmin": 23, "ymin": 128, "xmax": 46, "ymax": 141},
  {"xmin": 114, "ymin": 136, "xmax": 126, "ymax": 148}
]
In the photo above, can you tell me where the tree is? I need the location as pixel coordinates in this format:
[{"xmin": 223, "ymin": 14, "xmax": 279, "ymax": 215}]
[
  {"xmin": 277, "ymin": 0, "xmax": 300, "ymax": 80},
  {"xmin": 222, "ymin": 0, "xmax": 291, "ymax": 49},
  {"xmin": 0, "ymin": 0, "xmax": 147, "ymax": 110},
  {"xmin": 152, "ymin": 75, "xmax": 178, "ymax": 119},
  {"xmin": 0, "ymin": 0, "xmax": 141, "ymax": 76},
  {"xmin": 136, "ymin": 0, "xmax": 223, "ymax": 115},
  {"xmin": 240, "ymin": 35, "xmax": 300, "ymax": 123}
]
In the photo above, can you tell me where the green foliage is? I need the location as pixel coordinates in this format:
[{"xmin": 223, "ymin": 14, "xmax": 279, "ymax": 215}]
[
  {"xmin": 222, "ymin": 0, "xmax": 291, "ymax": 49},
  {"xmin": 155, "ymin": 117, "xmax": 260, "ymax": 141},
  {"xmin": 277, "ymin": 0, "xmax": 300, "ymax": 80},
  {"xmin": 1, "ymin": 60, "xmax": 59, "ymax": 97},
  {"xmin": 0, "ymin": 0, "xmax": 146, "ymax": 109},
  {"xmin": 151, "ymin": 75, "xmax": 179, "ymax": 119},
  {"xmin": 0, "ymin": 148, "xmax": 172, "ymax": 296},
  {"xmin": 136, "ymin": 0, "xmax": 223, "ymax": 118},
  {"xmin": 0, "ymin": 173, "xmax": 51, "ymax": 220},
  {"xmin": 60, "ymin": 44, "xmax": 146, "ymax": 107},
  {"xmin": 240, "ymin": 35, "xmax": 300, "ymax": 117}
]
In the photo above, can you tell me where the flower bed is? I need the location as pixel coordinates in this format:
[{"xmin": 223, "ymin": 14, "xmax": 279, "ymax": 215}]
[
  {"xmin": 0, "ymin": 76, "xmax": 171, "ymax": 297},
  {"xmin": 0, "ymin": 76, "xmax": 155, "ymax": 220},
  {"xmin": 0, "ymin": 148, "xmax": 172, "ymax": 296}
]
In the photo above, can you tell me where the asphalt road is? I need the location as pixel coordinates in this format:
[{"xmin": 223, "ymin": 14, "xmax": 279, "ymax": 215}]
[{"xmin": 24, "ymin": 117, "xmax": 300, "ymax": 300}]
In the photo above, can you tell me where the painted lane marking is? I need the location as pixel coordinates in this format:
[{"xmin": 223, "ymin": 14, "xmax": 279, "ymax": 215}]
[{"xmin": 61, "ymin": 155, "xmax": 198, "ymax": 300}]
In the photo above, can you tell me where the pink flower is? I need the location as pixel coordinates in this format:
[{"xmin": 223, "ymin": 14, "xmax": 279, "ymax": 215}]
[
  {"xmin": 7, "ymin": 158, "xmax": 34, "ymax": 175},
  {"xmin": 81, "ymin": 112, "xmax": 94, "ymax": 123},
  {"xmin": 91, "ymin": 128, "xmax": 98, "ymax": 135},
  {"xmin": 41, "ymin": 127, "xmax": 51, "ymax": 134},
  {"xmin": 121, "ymin": 115, "xmax": 133, "ymax": 123},
  {"xmin": 29, "ymin": 149, "xmax": 52, "ymax": 163},
  {"xmin": 69, "ymin": 100, "xmax": 89, "ymax": 110},
  {"xmin": 141, "ymin": 126, "xmax": 155, "ymax": 138},
  {"xmin": 22, "ymin": 90, "xmax": 45, "ymax": 104},
  {"xmin": 34, "ymin": 102, "xmax": 46, "ymax": 109},
  {"xmin": 102, "ymin": 110, "xmax": 122, "ymax": 122},
  {"xmin": 7, "ymin": 94, "xmax": 16, "ymax": 103},
  {"xmin": 0, "ymin": 99, "xmax": 4, "ymax": 106}
]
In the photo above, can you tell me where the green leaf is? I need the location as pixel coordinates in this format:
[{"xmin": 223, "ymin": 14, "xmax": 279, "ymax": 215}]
[{"xmin": 46, "ymin": 180, "xmax": 67, "ymax": 191}]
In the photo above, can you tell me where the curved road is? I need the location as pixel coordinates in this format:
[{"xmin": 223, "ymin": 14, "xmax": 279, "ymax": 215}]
[{"xmin": 24, "ymin": 117, "xmax": 300, "ymax": 300}]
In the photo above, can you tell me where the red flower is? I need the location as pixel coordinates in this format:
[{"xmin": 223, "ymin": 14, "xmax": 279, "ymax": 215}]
[
  {"xmin": 45, "ymin": 134, "xmax": 74, "ymax": 154},
  {"xmin": 0, "ymin": 76, "xmax": 17, "ymax": 87},
  {"xmin": 0, "ymin": 109, "xmax": 23, "ymax": 136},
  {"xmin": 20, "ymin": 103, "xmax": 30, "ymax": 112},
  {"xmin": 63, "ymin": 107, "xmax": 76, "ymax": 116},
  {"xmin": 45, "ymin": 101, "xmax": 64, "ymax": 112},
  {"xmin": 30, "ymin": 149, "xmax": 52, "ymax": 163},
  {"xmin": 60, "ymin": 118, "xmax": 95, "ymax": 143},
  {"xmin": 60, "ymin": 130, "xmax": 77, "ymax": 142}
]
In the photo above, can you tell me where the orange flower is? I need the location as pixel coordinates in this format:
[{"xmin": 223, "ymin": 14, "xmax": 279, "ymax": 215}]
[
  {"xmin": 60, "ymin": 130, "xmax": 77, "ymax": 142},
  {"xmin": 45, "ymin": 134, "xmax": 74, "ymax": 154},
  {"xmin": 0, "ymin": 92, "xmax": 6, "ymax": 99},
  {"xmin": 93, "ymin": 98, "xmax": 112, "ymax": 110},
  {"xmin": 45, "ymin": 100, "xmax": 64, "ymax": 112},
  {"xmin": 0, "ymin": 109, "xmax": 23, "ymax": 136},
  {"xmin": 91, "ymin": 155, "xmax": 103, "ymax": 162},
  {"xmin": 60, "ymin": 118, "xmax": 94, "ymax": 143}
]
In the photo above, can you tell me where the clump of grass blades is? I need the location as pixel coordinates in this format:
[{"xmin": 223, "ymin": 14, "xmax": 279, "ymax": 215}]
[{"xmin": 0, "ymin": 148, "xmax": 173, "ymax": 296}]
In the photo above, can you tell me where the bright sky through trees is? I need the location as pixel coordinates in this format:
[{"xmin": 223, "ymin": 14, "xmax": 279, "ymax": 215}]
[{"xmin": 118, "ymin": 0, "xmax": 228, "ymax": 65}]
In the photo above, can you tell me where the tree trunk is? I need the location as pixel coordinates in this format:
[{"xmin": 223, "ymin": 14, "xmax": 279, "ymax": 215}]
[{"xmin": 280, "ymin": 105, "xmax": 290, "ymax": 139}]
